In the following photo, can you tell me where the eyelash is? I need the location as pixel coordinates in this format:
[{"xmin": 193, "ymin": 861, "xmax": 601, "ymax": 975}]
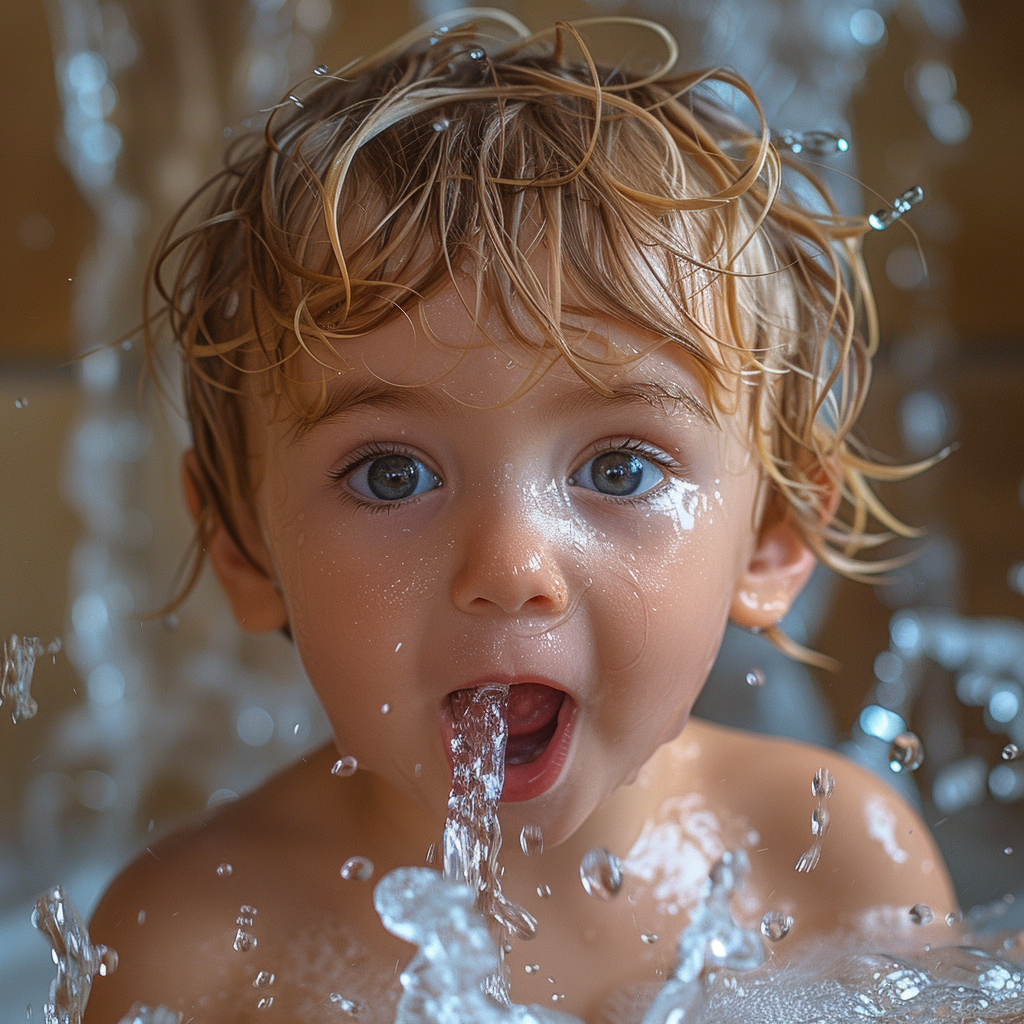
[{"xmin": 327, "ymin": 437, "xmax": 683, "ymax": 512}]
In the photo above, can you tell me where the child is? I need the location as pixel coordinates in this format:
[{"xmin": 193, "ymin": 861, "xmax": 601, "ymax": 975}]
[{"xmin": 84, "ymin": 13, "xmax": 956, "ymax": 1023}]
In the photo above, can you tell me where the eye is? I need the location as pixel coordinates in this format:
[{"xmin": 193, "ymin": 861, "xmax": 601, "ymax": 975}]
[
  {"xmin": 347, "ymin": 453, "xmax": 442, "ymax": 502},
  {"xmin": 569, "ymin": 448, "xmax": 666, "ymax": 498}
]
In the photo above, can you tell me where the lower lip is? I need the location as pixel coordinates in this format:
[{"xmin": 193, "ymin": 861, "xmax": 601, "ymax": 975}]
[{"xmin": 441, "ymin": 691, "xmax": 577, "ymax": 803}]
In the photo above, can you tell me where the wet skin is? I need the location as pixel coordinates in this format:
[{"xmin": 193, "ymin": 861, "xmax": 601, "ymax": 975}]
[{"xmin": 83, "ymin": 285, "xmax": 957, "ymax": 1022}]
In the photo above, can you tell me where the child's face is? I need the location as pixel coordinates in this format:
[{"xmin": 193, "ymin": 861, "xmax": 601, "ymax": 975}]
[{"xmin": 223, "ymin": 282, "xmax": 795, "ymax": 846}]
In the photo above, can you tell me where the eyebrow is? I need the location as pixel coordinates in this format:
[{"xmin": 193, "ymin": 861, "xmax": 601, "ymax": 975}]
[{"xmin": 293, "ymin": 372, "xmax": 714, "ymax": 441}]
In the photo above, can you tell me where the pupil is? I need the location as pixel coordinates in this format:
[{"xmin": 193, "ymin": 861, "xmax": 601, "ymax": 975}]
[
  {"xmin": 367, "ymin": 455, "xmax": 419, "ymax": 500},
  {"xmin": 591, "ymin": 452, "xmax": 643, "ymax": 496}
]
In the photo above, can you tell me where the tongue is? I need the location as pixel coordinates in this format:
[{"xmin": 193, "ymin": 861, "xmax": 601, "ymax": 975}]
[{"xmin": 506, "ymin": 683, "xmax": 564, "ymax": 736}]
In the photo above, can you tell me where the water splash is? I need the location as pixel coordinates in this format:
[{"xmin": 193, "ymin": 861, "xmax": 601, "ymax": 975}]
[
  {"xmin": 31, "ymin": 885, "xmax": 118, "ymax": 1024},
  {"xmin": 796, "ymin": 768, "xmax": 835, "ymax": 873},
  {"xmin": 641, "ymin": 850, "xmax": 764, "ymax": 1024},
  {"xmin": 2, "ymin": 635, "xmax": 61, "ymax": 723},
  {"xmin": 868, "ymin": 185, "xmax": 924, "ymax": 230}
]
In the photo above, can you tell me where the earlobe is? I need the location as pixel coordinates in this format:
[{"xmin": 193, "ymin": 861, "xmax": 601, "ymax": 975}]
[
  {"xmin": 729, "ymin": 502, "xmax": 818, "ymax": 632},
  {"xmin": 181, "ymin": 451, "xmax": 289, "ymax": 634}
]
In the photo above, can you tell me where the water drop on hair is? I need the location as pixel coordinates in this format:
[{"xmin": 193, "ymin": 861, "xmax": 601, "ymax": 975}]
[
  {"xmin": 340, "ymin": 856, "xmax": 374, "ymax": 881},
  {"xmin": 811, "ymin": 767, "xmax": 835, "ymax": 798},
  {"xmin": 519, "ymin": 825, "xmax": 543, "ymax": 856},
  {"xmin": 1003, "ymin": 743, "xmax": 1021, "ymax": 761},
  {"xmin": 579, "ymin": 848, "xmax": 622, "ymax": 899},
  {"xmin": 909, "ymin": 903, "xmax": 933, "ymax": 925},
  {"xmin": 889, "ymin": 732, "xmax": 924, "ymax": 772},
  {"xmin": 313, "ymin": 64, "xmax": 329, "ymax": 75},
  {"xmin": 331, "ymin": 756, "xmax": 357, "ymax": 777},
  {"xmin": 288, "ymin": 94, "xmax": 304, "ymax": 108},
  {"xmin": 745, "ymin": 668, "xmax": 765, "ymax": 687},
  {"xmin": 432, "ymin": 117, "xmax": 449, "ymax": 132},
  {"xmin": 760, "ymin": 911, "xmax": 793, "ymax": 941},
  {"xmin": 217, "ymin": 862, "xmax": 233, "ymax": 877},
  {"xmin": 469, "ymin": 47, "xmax": 486, "ymax": 61}
]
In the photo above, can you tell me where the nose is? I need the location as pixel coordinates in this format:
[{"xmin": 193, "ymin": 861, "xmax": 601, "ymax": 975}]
[{"xmin": 450, "ymin": 499, "xmax": 571, "ymax": 619}]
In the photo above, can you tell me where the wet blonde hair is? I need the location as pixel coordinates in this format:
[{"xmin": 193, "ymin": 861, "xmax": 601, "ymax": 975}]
[{"xmin": 147, "ymin": 11, "xmax": 923, "ymax": 662}]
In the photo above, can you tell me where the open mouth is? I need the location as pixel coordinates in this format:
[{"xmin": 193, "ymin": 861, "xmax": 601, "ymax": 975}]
[{"xmin": 442, "ymin": 681, "xmax": 577, "ymax": 802}]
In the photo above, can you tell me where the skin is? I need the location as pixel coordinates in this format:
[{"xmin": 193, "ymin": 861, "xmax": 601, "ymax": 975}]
[{"xmin": 83, "ymin": 284, "xmax": 956, "ymax": 1024}]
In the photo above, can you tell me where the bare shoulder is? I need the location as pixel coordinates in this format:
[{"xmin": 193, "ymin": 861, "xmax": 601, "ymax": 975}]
[
  {"xmin": 681, "ymin": 718, "xmax": 957, "ymax": 935},
  {"xmin": 82, "ymin": 745, "xmax": 401, "ymax": 1024}
]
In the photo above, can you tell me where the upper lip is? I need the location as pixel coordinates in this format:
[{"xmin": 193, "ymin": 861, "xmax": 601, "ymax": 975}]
[{"xmin": 444, "ymin": 674, "xmax": 572, "ymax": 701}]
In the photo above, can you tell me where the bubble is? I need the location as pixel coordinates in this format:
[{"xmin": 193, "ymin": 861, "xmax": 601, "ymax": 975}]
[
  {"xmin": 254, "ymin": 971, "xmax": 275, "ymax": 987},
  {"xmin": 329, "ymin": 993, "xmax": 362, "ymax": 1014},
  {"xmin": 216, "ymin": 863, "xmax": 232, "ymax": 877},
  {"xmin": 519, "ymin": 825, "xmax": 543, "ymax": 856},
  {"xmin": 233, "ymin": 929, "xmax": 257, "ymax": 952},
  {"xmin": 745, "ymin": 668, "xmax": 765, "ymax": 687},
  {"xmin": 257, "ymin": 997, "xmax": 273, "ymax": 1009},
  {"xmin": 380, "ymin": 703, "xmax": 390, "ymax": 714},
  {"xmin": 889, "ymin": 732, "xmax": 925, "ymax": 773},
  {"xmin": 811, "ymin": 807, "xmax": 831, "ymax": 837},
  {"xmin": 641, "ymin": 932, "xmax": 658, "ymax": 944},
  {"xmin": 812, "ymin": 767, "xmax": 836, "ymax": 799},
  {"xmin": 331, "ymin": 756, "xmax": 358, "ymax": 777},
  {"xmin": 536, "ymin": 884, "xmax": 551, "ymax": 898},
  {"xmin": 760, "ymin": 911, "xmax": 793, "ymax": 941},
  {"xmin": 579, "ymin": 848, "xmax": 622, "ymax": 899},
  {"xmin": 314, "ymin": 64, "xmax": 329, "ymax": 75},
  {"xmin": 909, "ymin": 903, "xmax": 933, "ymax": 925},
  {"xmin": 340, "ymin": 856, "xmax": 374, "ymax": 881}
]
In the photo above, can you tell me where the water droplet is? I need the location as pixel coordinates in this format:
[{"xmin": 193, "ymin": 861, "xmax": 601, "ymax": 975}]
[
  {"xmin": 869, "ymin": 186, "xmax": 924, "ymax": 230},
  {"xmin": 524, "ymin": 964, "xmax": 539, "ymax": 974},
  {"xmin": 945, "ymin": 910, "xmax": 962, "ymax": 926},
  {"xmin": 414, "ymin": 763, "xmax": 422, "ymax": 776},
  {"xmin": 257, "ymin": 996, "xmax": 273, "ymax": 1009},
  {"xmin": 97, "ymin": 947, "xmax": 119, "ymax": 976},
  {"xmin": 137, "ymin": 910, "xmax": 145, "ymax": 925},
  {"xmin": 1003, "ymin": 743, "xmax": 1021, "ymax": 761},
  {"xmin": 519, "ymin": 825, "xmax": 543, "ymax": 856},
  {"xmin": 329, "ymin": 993, "xmax": 362, "ymax": 1014},
  {"xmin": 240, "ymin": 904, "xmax": 258, "ymax": 914},
  {"xmin": 579, "ymin": 848, "xmax": 622, "ymax": 899},
  {"xmin": 909, "ymin": 903, "xmax": 933, "ymax": 925},
  {"xmin": 811, "ymin": 807, "xmax": 830, "ymax": 837},
  {"xmin": 162, "ymin": 614, "xmax": 179, "ymax": 632},
  {"xmin": 288, "ymin": 94, "xmax": 304, "ymax": 108},
  {"xmin": 812, "ymin": 767, "xmax": 836, "ymax": 799},
  {"xmin": 237, "ymin": 916, "xmax": 254, "ymax": 927},
  {"xmin": 14, "ymin": 397, "xmax": 27, "ymax": 409},
  {"xmin": 760, "ymin": 911, "xmax": 793, "ymax": 941},
  {"xmin": 795, "ymin": 846, "xmax": 821, "ymax": 873},
  {"xmin": 889, "ymin": 732, "xmax": 925, "ymax": 773},
  {"xmin": 331, "ymin": 756, "xmax": 358, "ymax": 777},
  {"xmin": 217, "ymin": 862, "xmax": 233, "ymax": 877},
  {"xmin": 536, "ymin": 884, "xmax": 551, "ymax": 898},
  {"xmin": 314, "ymin": 64, "xmax": 329, "ymax": 75},
  {"xmin": 234, "ymin": 929, "xmax": 257, "ymax": 952},
  {"xmin": 340, "ymin": 856, "xmax": 374, "ymax": 881},
  {"xmin": 641, "ymin": 932, "xmax": 658, "ymax": 944},
  {"xmin": 254, "ymin": 971, "xmax": 275, "ymax": 987},
  {"xmin": 469, "ymin": 47, "xmax": 486, "ymax": 60},
  {"xmin": 745, "ymin": 668, "xmax": 765, "ymax": 687},
  {"xmin": 380, "ymin": 703, "xmax": 390, "ymax": 714},
  {"xmin": 425, "ymin": 843, "xmax": 436, "ymax": 864},
  {"xmin": 432, "ymin": 117, "xmax": 450, "ymax": 132},
  {"xmin": 1006, "ymin": 847, "xmax": 1014, "ymax": 855}
]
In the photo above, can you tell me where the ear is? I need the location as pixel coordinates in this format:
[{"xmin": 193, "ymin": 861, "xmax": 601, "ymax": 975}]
[
  {"xmin": 182, "ymin": 450, "xmax": 289, "ymax": 634},
  {"xmin": 729, "ymin": 483, "xmax": 839, "ymax": 631}
]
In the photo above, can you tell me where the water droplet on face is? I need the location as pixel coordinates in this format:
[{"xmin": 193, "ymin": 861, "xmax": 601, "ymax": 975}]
[
  {"xmin": 909, "ymin": 903, "xmax": 933, "ymax": 925},
  {"xmin": 811, "ymin": 807, "xmax": 830, "ymax": 837},
  {"xmin": 1003, "ymin": 743, "xmax": 1021, "ymax": 761},
  {"xmin": 812, "ymin": 767, "xmax": 836, "ymax": 799},
  {"xmin": 945, "ymin": 909, "xmax": 962, "ymax": 925},
  {"xmin": 745, "ymin": 668, "xmax": 765, "ymax": 687},
  {"xmin": 414, "ymin": 763, "xmax": 422, "ymax": 776},
  {"xmin": 14, "ymin": 397, "xmax": 27, "ymax": 409},
  {"xmin": 760, "ymin": 911, "xmax": 793, "ymax": 941},
  {"xmin": 519, "ymin": 825, "xmax": 543, "ymax": 856},
  {"xmin": 579, "ymin": 848, "xmax": 622, "ymax": 899},
  {"xmin": 314, "ymin": 63, "xmax": 329, "ymax": 75},
  {"xmin": 217, "ymin": 862, "xmax": 232, "ymax": 877},
  {"xmin": 137, "ymin": 910, "xmax": 145, "ymax": 925},
  {"xmin": 524, "ymin": 964, "xmax": 539, "ymax": 974},
  {"xmin": 329, "ymin": 993, "xmax": 362, "ymax": 1014},
  {"xmin": 889, "ymin": 732, "xmax": 925, "ymax": 772},
  {"xmin": 640, "ymin": 932, "xmax": 658, "ymax": 944},
  {"xmin": 536, "ymin": 884, "xmax": 551, "ymax": 898},
  {"xmin": 257, "ymin": 996, "xmax": 273, "ymax": 1009},
  {"xmin": 1005, "ymin": 847, "xmax": 1014, "ymax": 855},
  {"xmin": 233, "ymin": 929, "xmax": 257, "ymax": 952},
  {"xmin": 340, "ymin": 856, "xmax": 374, "ymax": 881},
  {"xmin": 331, "ymin": 756, "xmax": 358, "ymax": 777},
  {"xmin": 380, "ymin": 703, "xmax": 390, "ymax": 714},
  {"xmin": 254, "ymin": 971, "xmax": 275, "ymax": 987}
]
